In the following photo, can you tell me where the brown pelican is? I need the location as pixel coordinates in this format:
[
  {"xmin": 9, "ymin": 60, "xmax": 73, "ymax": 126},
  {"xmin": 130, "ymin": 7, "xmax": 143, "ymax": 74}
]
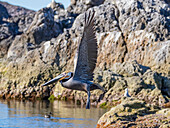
[{"xmin": 42, "ymin": 10, "xmax": 105, "ymax": 109}]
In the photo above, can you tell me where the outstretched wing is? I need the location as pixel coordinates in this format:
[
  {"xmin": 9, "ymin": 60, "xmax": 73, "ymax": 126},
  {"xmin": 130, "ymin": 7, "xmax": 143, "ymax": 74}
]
[{"xmin": 73, "ymin": 9, "xmax": 97, "ymax": 81}]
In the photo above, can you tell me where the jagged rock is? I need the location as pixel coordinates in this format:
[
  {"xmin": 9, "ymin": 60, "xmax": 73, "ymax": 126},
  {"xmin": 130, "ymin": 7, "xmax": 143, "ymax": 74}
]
[
  {"xmin": 73, "ymin": 0, "xmax": 105, "ymax": 6},
  {"xmin": 0, "ymin": 36, "xmax": 15, "ymax": 58},
  {"xmin": 0, "ymin": 2, "xmax": 35, "ymax": 58},
  {"xmin": 111, "ymin": 0, "xmax": 169, "ymax": 40},
  {"xmin": 97, "ymin": 98, "xmax": 170, "ymax": 128},
  {"xmin": 0, "ymin": 21, "xmax": 18, "ymax": 41},
  {"xmin": 0, "ymin": 1, "xmax": 36, "ymax": 32},
  {"xmin": 0, "ymin": 3, "xmax": 9, "ymax": 22},
  {"xmin": 0, "ymin": 4, "xmax": 18, "ymax": 57},
  {"xmin": 142, "ymin": 69, "xmax": 163, "ymax": 89},
  {"xmin": 113, "ymin": 0, "xmax": 169, "ymax": 73},
  {"xmin": 48, "ymin": 2, "xmax": 75, "ymax": 29},
  {"xmin": 26, "ymin": 7, "xmax": 62, "ymax": 44},
  {"xmin": 7, "ymin": 7, "xmax": 62, "ymax": 59},
  {"xmin": 162, "ymin": 77, "xmax": 170, "ymax": 97},
  {"xmin": 0, "ymin": 2, "xmax": 35, "ymax": 17},
  {"xmin": 94, "ymin": 61, "xmax": 169, "ymax": 107},
  {"xmin": 97, "ymin": 98, "xmax": 151, "ymax": 126}
]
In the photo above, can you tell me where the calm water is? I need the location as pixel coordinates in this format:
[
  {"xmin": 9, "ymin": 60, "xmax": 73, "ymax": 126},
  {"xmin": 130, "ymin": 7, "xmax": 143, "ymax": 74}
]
[{"xmin": 0, "ymin": 99, "xmax": 107, "ymax": 128}]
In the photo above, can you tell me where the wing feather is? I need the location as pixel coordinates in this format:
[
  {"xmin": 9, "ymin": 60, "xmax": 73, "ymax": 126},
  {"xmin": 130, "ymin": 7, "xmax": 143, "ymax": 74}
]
[{"xmin": 73, "ymin": 10, "xmax": 97, "ymax": 81}]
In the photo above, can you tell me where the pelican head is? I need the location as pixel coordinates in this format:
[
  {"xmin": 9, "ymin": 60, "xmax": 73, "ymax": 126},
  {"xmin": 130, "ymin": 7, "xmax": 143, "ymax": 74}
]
[{"xmin": 42, "ymin": 71, "xmax": 73, "ymax": 86}]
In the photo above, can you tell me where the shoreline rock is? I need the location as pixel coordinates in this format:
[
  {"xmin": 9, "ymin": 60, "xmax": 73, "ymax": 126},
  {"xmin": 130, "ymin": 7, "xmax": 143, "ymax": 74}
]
[
  {"xmin": 97, "ymin": 97, "xmax": 170, "ymax": 128},
  {"xmin": 0, "ymin": 0, "xmax": 169, "ymax": 127}
]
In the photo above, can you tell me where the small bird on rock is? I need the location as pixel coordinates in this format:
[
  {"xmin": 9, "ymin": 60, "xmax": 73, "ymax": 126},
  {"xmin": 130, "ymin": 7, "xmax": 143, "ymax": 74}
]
[{"xmin": 124, "ymin": 88, "xmax": 131, "ymax": 97}]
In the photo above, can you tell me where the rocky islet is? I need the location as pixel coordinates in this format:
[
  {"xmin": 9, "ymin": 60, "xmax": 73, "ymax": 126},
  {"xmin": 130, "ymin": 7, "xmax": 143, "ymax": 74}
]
[{"xmin": 0, "ymin": 0, "xmax": 169, "ymax": 127}]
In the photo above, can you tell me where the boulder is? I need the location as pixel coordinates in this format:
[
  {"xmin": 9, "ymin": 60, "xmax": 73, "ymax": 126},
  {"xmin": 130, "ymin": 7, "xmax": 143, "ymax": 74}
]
[{"xmin": 97, "ymin": 98, "xmax": 170, "ymax": 128}]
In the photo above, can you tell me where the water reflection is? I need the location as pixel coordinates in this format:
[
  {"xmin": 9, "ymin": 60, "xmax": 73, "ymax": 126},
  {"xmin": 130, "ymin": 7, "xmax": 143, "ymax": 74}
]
[{"xmin": 0, "ymin": 100, "xmax": 107, "ymax": 128}]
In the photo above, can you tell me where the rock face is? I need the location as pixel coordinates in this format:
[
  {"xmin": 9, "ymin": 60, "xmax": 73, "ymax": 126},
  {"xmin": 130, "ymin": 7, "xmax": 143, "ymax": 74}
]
[
  {"xmin": 0, "ymin": 0, "xmax": 170, "ymax": 127},
  {"xmin": 0, "ymin": 3, "xmax": 9, "ymax": 22},
  {"xmin": 0, "ymin": 1, "xmax": 35, "ymax": 32},
  {"xmin": 0, "ymin": 2, "xmax": 35, "ymax": 58},
  {"xmin": 93, "ymin": 61, "xmax": 169, "ymax": 107}
]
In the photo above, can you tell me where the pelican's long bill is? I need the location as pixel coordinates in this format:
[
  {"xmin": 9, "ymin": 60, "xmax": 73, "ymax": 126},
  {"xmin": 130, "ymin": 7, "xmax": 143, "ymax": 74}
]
[{"xmin": 42, "ymin": 74, "xmax": 64, "ymax": 86}]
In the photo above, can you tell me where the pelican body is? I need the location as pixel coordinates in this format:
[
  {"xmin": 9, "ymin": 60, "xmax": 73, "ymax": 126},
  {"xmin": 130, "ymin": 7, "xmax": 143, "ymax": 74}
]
[{"xmin": 42, "ymin": 10, "xmax": 105, "ymax": 109}]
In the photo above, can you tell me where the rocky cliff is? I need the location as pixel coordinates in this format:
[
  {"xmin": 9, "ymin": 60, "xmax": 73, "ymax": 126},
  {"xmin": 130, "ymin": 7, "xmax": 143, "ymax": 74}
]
[{"xmin": 0, "ymin": 0, "xmax": 169, "ymax": 127}]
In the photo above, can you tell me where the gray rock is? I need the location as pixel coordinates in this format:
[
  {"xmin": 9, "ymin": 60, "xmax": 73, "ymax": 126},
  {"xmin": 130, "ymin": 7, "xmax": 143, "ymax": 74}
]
[
  {"xmin": 162, "ymin": 77, "xmax": 170, "ymax": 97},
  {"xmin": 0, "ymin": 36, "xmax": 14, "ymax": 58},
  {"xmin": 113, "ymin": 60, "xmax": 150, "ymax": 76},
  {"xmin": 0, "ymin": 3, "xmax": 9, "ymax": 22},
  {"xmin": 7, "ymin": 7, "xmax": 62, "ymax": 59},
  {"xmin": 0, "ymin": 2, "xmax": 35, "ymax": 58},
  {"xmin": 0, "ymin": 1, "xmax": 36, "ymax": 33},
  {"xmin": 26, "ymin": 7, "xmax": 62, "ymax": 44}
]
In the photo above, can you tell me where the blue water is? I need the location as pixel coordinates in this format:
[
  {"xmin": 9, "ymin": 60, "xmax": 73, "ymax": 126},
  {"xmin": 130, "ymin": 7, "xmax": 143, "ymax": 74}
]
[{"xmin": 0, "ymin": 100, "xmax": 107, "ymax": 128}]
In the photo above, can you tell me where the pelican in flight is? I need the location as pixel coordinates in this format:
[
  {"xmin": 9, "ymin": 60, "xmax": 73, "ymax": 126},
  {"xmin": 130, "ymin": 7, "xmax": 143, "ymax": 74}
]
[{"xmin": 42, "ymin": 10, "xmax": 105, "ymax": 109}]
